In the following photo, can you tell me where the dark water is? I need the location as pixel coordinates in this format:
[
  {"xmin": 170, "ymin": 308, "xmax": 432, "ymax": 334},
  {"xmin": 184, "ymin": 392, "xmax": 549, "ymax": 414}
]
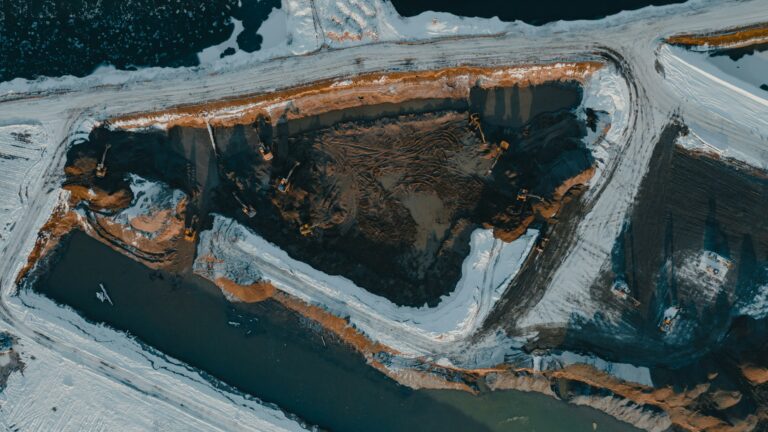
[
  {"xmin": 0, "ymin": 0, "xmax": 279, "ymax": 82},
  {"xmin": 32, "ymin": 231, "xmax": 639, "ymax": 432},
  {"xmin": 390, "ymin": 0, "xmax": 686, "ymax": 25},
  {"xmin": 2, "ymin": 0, "xmax": 689, "ymax": 84}
]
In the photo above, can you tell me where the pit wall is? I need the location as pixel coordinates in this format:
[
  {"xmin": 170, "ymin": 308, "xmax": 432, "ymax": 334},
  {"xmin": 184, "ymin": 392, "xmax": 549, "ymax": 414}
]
[
  {"xmin": 107, "ymin": 62, "xmax": 603, "ymax": 131},
  {"xmin": 666, "ymin": 22, "xmax": 768, "ymax": 50}
]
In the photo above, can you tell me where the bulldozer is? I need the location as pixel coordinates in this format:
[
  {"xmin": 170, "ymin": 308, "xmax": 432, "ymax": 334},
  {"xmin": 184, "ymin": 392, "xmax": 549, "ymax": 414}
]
[
  {"xmin": 95, "ymin": 144, "xmax": 111, "ymax": 178},
  {"xmin": 277, "ymin": 161, "xmax": 300, "ymax": 193}
]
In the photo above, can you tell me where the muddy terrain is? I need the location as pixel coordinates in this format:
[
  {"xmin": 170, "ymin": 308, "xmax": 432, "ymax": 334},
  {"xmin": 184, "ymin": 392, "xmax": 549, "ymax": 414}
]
[{"xmin": 63, "ymin": 82, "xmax": 594, "ymax": 306}]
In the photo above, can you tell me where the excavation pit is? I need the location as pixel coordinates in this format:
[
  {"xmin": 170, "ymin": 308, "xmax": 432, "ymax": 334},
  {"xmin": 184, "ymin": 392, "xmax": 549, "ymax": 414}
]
[{"xmin": 66, "ymin": 82, "xmax": 594, "ymax": 306}]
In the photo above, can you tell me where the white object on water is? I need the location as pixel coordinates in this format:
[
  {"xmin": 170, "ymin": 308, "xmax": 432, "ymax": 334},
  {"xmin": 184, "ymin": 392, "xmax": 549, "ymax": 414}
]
[{"xmin": 97, "ymin": 283, "xmax": 114, "ymax": 306}]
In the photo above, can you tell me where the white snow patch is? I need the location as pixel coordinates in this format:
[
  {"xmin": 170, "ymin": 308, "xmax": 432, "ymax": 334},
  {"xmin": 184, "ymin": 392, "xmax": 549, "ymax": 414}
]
[
  {"xmin": 198, "ymin": 18, "xmax": 245, "ymax": 65},
  {"xmin": 677, "ymin": 251, "xmax": 731, "ymax": 302},
  {"xmin": 700, "ymin": 47, "xmax": 768, "ymax": 98},
  {"xmin": 578, "ymin": 65, "xmax": 632, "ymax": 193},
  {"xmin": 258, "ymin": 8, "xmax": 290, "ymax": 51},
  {"xmin": 674, "ymin": 129, "xmax": 724, "ymax": 156},
  {"xmin": 738, "ymin": 283, "xmax": 768, "ymax": 319},
  {"xmin": 660, "ymin": 45, "xmax": 768, "ymax": 170},
  {"xmin": 114, "ymin": 175, "xmax": 185, "ymax": 224}
]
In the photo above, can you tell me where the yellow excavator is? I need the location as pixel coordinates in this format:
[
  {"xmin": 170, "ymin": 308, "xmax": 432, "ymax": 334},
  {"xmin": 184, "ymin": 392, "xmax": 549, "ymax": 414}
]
[
  {"xmin": 233, "ymin": 192, "xmax": 257, "ymax": 218},
  {"xmin": 485, "ymin": 140, "xmax": 510, "ymax": 176},
  {"xmin": 95, "ymin": 144, "xmax": 111, "ymax": 178},
  {"xmin": 184, "ymin": 215, "xmax": 199, "ymax": 242},
  {"xmin": 469, "ymin": 113, "xmax": 486, "ymax": 144},
  {"xmin": 259, "ymin": 143, "xmax": 274, "ymax": 161},
  {"xmin": 277, "ymin": 161, "xmax": 301, "ymax": 193}
]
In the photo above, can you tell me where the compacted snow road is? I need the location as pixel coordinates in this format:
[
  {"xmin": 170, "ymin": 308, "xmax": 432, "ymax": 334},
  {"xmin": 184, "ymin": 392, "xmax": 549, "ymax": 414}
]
[{"xmin": 0, "ymin": 0, "xmax": 766, "ymax": 429}]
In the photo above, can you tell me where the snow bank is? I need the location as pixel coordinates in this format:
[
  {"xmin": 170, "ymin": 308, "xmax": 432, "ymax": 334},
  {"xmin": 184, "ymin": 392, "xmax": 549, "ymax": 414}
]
[
  {"xmin": 195, "ymin": 216, "xmax": 537, "ymax": 357},
  {"xmin": 578, "ymin": 65, "xmax": 632, "ymax": 194},
  {"xmin": 538, "ymin": 351, "xmax": 653, "ymax": 387}
]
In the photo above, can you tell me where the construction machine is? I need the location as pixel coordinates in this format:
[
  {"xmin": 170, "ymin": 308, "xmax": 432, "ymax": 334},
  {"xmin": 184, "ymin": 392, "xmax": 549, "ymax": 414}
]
[
  {"xmin": 658, "ymin": 307, "xmax": 680, "ymax": 333},
  {"xmin": 535, "ymin": 235, "xmax": 550, "ymax": 253},
  {"xmin": 516, "ymin": 188, "xmax": 529, "ymax": 202},
  {"xmin": 277, "ymin": 161, "xmax": 301, "ymax": 193},
  {"xmin": 300, "ymin": 223, "xmax": 314, "ymax": 237},
  {"xmin": 233, "ymin": 192, "xmax": 257, "ymax": 218},
  {"xmin": 485, "ymin": 140, "xmax": 510, "ymax": 176},
  {"xmin": 259, "ymin": 143, "xmax": 274, "ymax": 161},
  {"xmin": 95, "ymin": 144, "xmax": 111, "ymax": 178},
  {"xmin": 469, "ymin": 113, "xmax": 486, "ymax": 144},
  {"xmin": 184, "ymin": 215, "xmax": 199, "ymax": 242}
]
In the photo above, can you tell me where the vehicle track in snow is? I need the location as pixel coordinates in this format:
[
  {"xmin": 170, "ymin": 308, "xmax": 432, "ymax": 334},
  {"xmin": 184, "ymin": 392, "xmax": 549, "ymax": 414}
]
[{"xmin": 0, "ymin": 0, "xmax": 767, "ymax": 429}]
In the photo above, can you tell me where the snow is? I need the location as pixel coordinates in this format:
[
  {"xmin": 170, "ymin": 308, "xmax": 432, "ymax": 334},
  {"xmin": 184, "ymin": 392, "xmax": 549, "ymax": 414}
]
[
  {"xmin": 113, "ymin": 174, "xmax": 185, "ymax": 231},
  {"xmin": 660, "ymin": 44, "xmax": 768, "ymax": 170},
  {"xmin": 578, "ymin": 65, "xmax": 632, "ymax": 195},
  {"xmin": 195, "ymin": 216, "xmax": 537, "ymax": 357},
  {"xmin": 738, "ymin": 282, "xmax": 768, "ymax": 320},
  {"xmin": 198, "ymin": 19, "xmax": 245, "ymax": 66},
  {"xmin": 674, "ymin": 129, "xmax": 724, "ymax": 156},
  {"xmin": 0, "ymin": 0, "xmax": 766, "ymax": 426},
  {"xmin": 374, "ymin": 4, "xmax": 509, "ymax": 42},
  {"xmin": 0, "ymin": 124, "xmax": 48, "ymax": 244},
  {"xmin": 258, "ymin": 8, "xmax": 290, "ymax": 51},
  {"xmin": 0, "ymin": 292, "xmax": 305, "ymax": 432},
  {"xmin": 707, "ymin": 48, "xmax": 768, "ymax": 92}
]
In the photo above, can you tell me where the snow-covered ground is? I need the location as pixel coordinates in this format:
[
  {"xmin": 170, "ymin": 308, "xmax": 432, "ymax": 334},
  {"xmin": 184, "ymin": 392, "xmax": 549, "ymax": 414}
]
[
  {"xmin": 0, "ymin": 292, "xmax": 304, "ymax": 432},
  {"xmin": 0, "ymin": 124, "xmax": 49, "ymax": 245},
  {"xmin": 195, "ymin": 216, "xmax": 537, "ymax": 357},
  {"xmin": 710, "ymin": 48, "xmax": 768, "ymax": 89},
  {"xmin": 0, "ymin": 0, "xmax": 766, "ymax": 429},
  {"xmin": 660, "ymin": 44, "xmax": 768, "ymax": 169}
]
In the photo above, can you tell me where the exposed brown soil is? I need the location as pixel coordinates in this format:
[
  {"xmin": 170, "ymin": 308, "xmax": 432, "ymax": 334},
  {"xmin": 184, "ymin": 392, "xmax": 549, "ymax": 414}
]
[
  {"xmin": 667, "ymin": 23, "xmax": 768, "ymax": 49},
  {"xmin": 215, "ymin": 100, "xmax": 592, "ymax": 305},
  {"xmin": 212, "ymin": 271, "xmax": 760, "ymax": 431},
  {"xmin": 108, "ymin": 63, "xmax": 602, "ymax": 132},
  {"xmin": 62, "ymin": 185, "xmax": 133, "ymax": 211},
  {"xmin": 214, "ymin": 277, "xmax": 276, "ymax": 303},
  {"xmin": 15, "ymin": 203, "xmax": 81, "ymax": 284},
  {"xmin": 741, "ymin": 365, "xmax": 768, "ymax": 385}
]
